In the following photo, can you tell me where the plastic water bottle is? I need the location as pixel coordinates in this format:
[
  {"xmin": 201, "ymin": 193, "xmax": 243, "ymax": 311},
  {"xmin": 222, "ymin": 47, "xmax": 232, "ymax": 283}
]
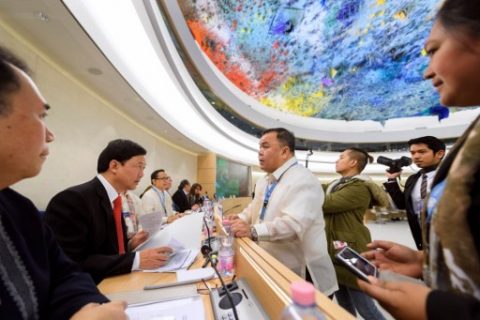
[
  {"xmin": 280, "ymin": 281, "xmax": 326, "ymax": 320},
  {"xmin": 218, "ymin": 236, "xmax": 235, "ymax": 277},
  {"xmin": 222, "ymin": 218, "xmax": 231, "ymax": 234},
  {"xmin": 217, "ymin": 202, "xmax": 224, "ymax": 220}
]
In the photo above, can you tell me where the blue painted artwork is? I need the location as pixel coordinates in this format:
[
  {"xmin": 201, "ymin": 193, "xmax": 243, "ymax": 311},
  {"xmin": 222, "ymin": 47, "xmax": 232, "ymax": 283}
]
[{"xmin": 181, "ymin": 0, "xmax": 443, "ymax": 121}]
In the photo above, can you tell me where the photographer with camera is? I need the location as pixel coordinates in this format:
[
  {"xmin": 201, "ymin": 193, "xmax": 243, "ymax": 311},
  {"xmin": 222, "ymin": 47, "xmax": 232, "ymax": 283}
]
[{"xmin": 381, "ymin": 136, "xmax": 445, "ymax": 249}]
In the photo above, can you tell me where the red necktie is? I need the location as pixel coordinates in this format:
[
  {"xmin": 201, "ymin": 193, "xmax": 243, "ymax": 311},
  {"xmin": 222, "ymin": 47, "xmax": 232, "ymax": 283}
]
[{"xmin": 113, "ymin": 195, "xmax": 125, "ymax": 254}]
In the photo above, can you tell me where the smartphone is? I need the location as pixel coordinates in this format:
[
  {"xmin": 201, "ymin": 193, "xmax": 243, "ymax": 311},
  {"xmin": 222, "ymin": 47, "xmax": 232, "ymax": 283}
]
[{"xmin": 335, "ymin": 246, "xmax": 378, "ymax": 282}]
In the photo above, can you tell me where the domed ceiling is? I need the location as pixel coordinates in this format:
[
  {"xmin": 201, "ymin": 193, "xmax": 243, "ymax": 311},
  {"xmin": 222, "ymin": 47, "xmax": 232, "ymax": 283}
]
[{"xmin": 180, "ymin": 0, "xmax": 445, "ymax": 122}]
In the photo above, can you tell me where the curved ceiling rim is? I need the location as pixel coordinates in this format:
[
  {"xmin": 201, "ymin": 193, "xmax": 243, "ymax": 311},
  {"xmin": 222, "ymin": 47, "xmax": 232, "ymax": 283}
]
[
  {"xmin": 159, "ymin": 0, "xmax": 476, "ymax": 143},
  {"xmin": 63, "ymin": 0, "xmax": 262, "ymax": 165}
]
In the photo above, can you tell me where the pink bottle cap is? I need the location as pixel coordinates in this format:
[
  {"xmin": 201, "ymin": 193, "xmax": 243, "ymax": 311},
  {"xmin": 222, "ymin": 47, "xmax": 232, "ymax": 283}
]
[{"xmin": 290, "ymin": 281, "xmax": 315, "ymax": 306}]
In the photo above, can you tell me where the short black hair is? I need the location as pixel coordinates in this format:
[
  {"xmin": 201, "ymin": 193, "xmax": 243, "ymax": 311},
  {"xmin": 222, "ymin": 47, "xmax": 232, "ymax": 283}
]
[
  {"xmin": 437, "ymin": 0, "xmax": 480, "ymax": 39},
  {"xmin": 261, "ymin": 128, "xmax": 295, "ymax": 152},
  {"xmin": 150, "ymin": 169, "xmax": 165, "ymax": 185},
  {"xmin": 408, "ymin": 136, "xmax": 446, "ymax": 154},
  {"xmin": 178, "ymin": 179, "xmax": 190, "ymax": 190},
  {"xmin": 345, "ymin": 147, "xmax": 373, "ymax": 172},
  {"xmin": 0, "ymin": 46, "xmax": 30, "ymax": 116},
  {"xmin": 97, "ymin": 139, "xmax": 147, "ymax": 173}
]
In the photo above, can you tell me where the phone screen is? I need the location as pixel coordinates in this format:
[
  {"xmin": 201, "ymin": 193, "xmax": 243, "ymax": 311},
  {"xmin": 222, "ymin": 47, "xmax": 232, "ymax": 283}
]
[{"xmin": 336, "ymin": 247, "xmax": 377, "ymax": 279}]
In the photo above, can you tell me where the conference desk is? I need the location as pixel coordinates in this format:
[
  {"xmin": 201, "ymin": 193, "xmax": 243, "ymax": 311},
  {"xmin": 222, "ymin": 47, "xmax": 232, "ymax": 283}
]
[{"xmin": 98, "ymin": 237, "xmax": 353, "ymax": 319}]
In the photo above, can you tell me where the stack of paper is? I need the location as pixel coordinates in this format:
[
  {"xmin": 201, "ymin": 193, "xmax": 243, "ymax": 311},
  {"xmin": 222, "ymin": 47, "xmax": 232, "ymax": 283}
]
[{"xmin": 135, "ymin": 212, "xmax": 205, "ymax": 272}]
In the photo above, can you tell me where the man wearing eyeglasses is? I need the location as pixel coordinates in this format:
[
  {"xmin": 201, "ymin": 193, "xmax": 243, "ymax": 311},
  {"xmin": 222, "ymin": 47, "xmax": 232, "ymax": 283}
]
[
  {"xmin": 141, "ymin": 169, "xmax": 182, "ymax": 224},
  {"xmin": 45, "ymin": 140, "xmax": 172, "ymax": 283}
]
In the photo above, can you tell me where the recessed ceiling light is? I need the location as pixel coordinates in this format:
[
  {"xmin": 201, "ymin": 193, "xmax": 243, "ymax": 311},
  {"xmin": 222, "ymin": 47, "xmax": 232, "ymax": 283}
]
[
  {"xmin": 87, "ymin": 67, "xmax": 103, "ymax": 75},
  {"xmin": 34, "ymin": 11, "xmax": 49, "ymax": 22}
]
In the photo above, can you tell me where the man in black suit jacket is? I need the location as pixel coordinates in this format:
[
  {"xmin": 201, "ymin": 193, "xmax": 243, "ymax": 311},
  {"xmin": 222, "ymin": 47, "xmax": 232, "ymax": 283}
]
[
  {"xmin": 45, "ymin": 140, "xmax": 172, "ymax": 283},
  {"xmin": 172, "ymin": 179, "xmax": 193, "ymax": 213},
  {"xmin": 0, "ymin": 46, "xmax": 126, "ymax": 319},
  {"xmin": 383, "ymin": 136, "xmax": 445, "ymax": 249}
]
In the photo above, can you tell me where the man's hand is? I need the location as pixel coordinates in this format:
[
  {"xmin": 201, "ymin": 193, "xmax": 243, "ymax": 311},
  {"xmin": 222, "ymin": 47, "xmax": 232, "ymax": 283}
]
[
  {"xmin": 231, "ymin": 219, "xmax": 251, "ymax": 238},
  {"xmin": 70, "ymin": 301, "xmax": 127, "ymax": 320},
  {"xmin": 386, "ymin": 171, "xmax": 401, "ymax": 180},
  {"xmin": 139, "ymin": 246, "xmax": 173, "ymax": 269},
  {"xmin": 191, "ymin": 204, "xmax": 200, "ymax": 211},
  {"xmin": 363, "ymin": 240, "xmax": 423, "ymax": 278},
  {"xmin": 358, "ymin": 277, "xmax": 431, "ymax": 320},
  {"xmin": 129, "ymin": 230, "xmax": 149, "ymax": 250},
  {"xmin": 167, "ymin": 213, "xmax": 183, "ymax": 224}
]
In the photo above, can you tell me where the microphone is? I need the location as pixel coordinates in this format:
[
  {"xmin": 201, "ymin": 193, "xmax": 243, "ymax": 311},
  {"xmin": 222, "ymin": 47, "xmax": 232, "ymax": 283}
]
[
  {"xmin": 204, "ymin": 252, "xmax": 239, "ymax": 320},
  {"xmin": 202, "ymin": 215, "xmax": 215, "ymax": 268},
  {"xmin": 203, "ymin": 215, "xmax": 212, "ymax": 254}
]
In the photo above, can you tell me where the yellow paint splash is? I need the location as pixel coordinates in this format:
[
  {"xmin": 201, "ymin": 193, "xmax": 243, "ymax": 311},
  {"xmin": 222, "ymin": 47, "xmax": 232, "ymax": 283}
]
[
  {"xmin": 330, "ymin": 68, "xmax": 338, "ymax": 78},
  {"xmin": 262, "ymin": 78, "xmax": 331, "ymax": 117},
  {"xmin": 394, "ymin": 10, "xmax": 407, "ymax": 20}
]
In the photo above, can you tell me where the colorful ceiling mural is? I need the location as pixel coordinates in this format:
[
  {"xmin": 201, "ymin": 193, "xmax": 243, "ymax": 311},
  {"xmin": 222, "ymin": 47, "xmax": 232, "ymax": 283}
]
[{"xmin": 180, "ymin": 0, "xmax": 444, "ymax": 122}]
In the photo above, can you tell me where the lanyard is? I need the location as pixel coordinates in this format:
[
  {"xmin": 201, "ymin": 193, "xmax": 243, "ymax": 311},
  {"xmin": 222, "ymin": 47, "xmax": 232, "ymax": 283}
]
[
  {"xmin": 152, "ymin": 187, "xmax": 167, "ymax": 216},
  {"xmin": 259, "ymin": 162, "xmax": 297, "ymax": 221}
]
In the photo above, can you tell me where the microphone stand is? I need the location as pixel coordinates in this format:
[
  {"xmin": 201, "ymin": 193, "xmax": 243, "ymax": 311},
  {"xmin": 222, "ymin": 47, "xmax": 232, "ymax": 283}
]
[
  {"xmin": 201, "ymin": 215, "xmax": 214, "ymax": 268},
  {"xmin": 206, "ymin": 253, "xmax": 239, "ymax": 320},
  {"xmin": 305, "ymin": 149, "xmax": 313, "ymax": 168}
]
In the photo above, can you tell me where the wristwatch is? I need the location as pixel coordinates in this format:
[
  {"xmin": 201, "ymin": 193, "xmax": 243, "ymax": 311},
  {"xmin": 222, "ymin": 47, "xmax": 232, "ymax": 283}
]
[{"xmin": 250, "ymin": 226, "xmax": 259, "ymax": 242}]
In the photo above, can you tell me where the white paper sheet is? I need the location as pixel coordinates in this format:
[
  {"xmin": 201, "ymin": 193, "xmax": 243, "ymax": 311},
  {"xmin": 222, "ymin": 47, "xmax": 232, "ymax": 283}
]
[
  {"xmin": 138, "ymin": 212, "xmax": 164, "ymax": 235},
  {"xmin": 126, "ymin": 296, "xmax": 205, "ymax": 320},
  {"xmin": 176, "ymin": 268, "xmax": 215, "ymax": 282},
  {"xmin": 135, "ymin": 212, "xmax": 204, "ymax": 252}
]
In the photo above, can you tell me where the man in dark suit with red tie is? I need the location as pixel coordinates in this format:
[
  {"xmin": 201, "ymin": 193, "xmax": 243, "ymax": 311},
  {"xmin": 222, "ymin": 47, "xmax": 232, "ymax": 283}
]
[
  {"xmin": 383, "ymin": 136, "xmax": 445, "ymax": 250},
  {"xmin": 45, "ymin": 139, "xmax": 172, "ymax": 283}
]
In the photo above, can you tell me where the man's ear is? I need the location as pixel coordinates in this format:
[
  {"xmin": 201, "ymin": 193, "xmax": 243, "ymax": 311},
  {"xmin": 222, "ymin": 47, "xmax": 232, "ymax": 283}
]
[
  {"xmin": 109, "ymin": 159, "xmax": 120, "ymax": 173},
  {"xmin": 349, "ymin": 159, "xmax": 358, "ymax": 169},
  {"xmin": 435, "ymin": 149, "xmax": 446, "ymax": 160}
]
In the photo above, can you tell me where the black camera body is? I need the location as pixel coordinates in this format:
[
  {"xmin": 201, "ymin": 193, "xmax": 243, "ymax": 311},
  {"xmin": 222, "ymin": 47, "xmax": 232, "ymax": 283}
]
[{"xmin": 377, "ymin": 156, "xmax": 412, "ymax": 173}]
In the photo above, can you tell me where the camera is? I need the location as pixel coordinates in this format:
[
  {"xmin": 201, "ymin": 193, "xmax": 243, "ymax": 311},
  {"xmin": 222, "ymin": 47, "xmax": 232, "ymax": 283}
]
[{"xmin": 376, "ymin": 156, "xmax": 412, "ymax": 173}]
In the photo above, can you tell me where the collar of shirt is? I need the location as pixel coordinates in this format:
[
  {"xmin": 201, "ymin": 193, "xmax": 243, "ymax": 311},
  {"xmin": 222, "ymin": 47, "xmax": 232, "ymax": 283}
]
[
  {"xmin": 96, "ymin": 174, "xmax": 119, "ymax": 207},
  {"xmin": 153, "ymin": 186, "xmax": 165, "ymax": 194},
  {"xmin": 423, "ymin": 170, "xmax": 436, "ymax": 179},
  {"xmin": 269, "ymin": 156, "xmax": 298, "ymax": 182}
]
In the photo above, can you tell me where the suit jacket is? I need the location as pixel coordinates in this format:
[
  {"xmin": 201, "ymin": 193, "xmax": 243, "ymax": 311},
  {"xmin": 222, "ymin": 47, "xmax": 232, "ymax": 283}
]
[
  {"xmin": 172, "ymin": 189, "xmax": 190, "ymax": 213},
  {"xmin": 0, "ymin": 188, "xmax": 107, "ymax": 319},
  {"xmin": 383, "ymin": 173, "xmax": 423, "ymax": 249},
  {"xmin": 45, "ymin": 177, "xmax": 135, "ymax": 283}
]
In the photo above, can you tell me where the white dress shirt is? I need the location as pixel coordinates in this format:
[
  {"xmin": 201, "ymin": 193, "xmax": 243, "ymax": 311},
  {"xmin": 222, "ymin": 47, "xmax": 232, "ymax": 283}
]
[
  {"xmin": 96, "ymin": 174, "xmax": 140, "ymax": 271},
  {"xmin": 141, "ymin": 186, "xmax": 175, "ymax": 224},
  {"xmin": 412, "ymin": 170, "xmax": 436, "ymax": 217},
  {"xmin": 238, "ymin": 157, "xmax": 338, "ymax": 295}
]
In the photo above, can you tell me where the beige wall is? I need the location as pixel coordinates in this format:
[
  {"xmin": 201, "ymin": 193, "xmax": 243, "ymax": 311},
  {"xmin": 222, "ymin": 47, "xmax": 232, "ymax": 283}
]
[{"xmin": 0, "ymin": 24, "xmax": 197, "ymax": 209}]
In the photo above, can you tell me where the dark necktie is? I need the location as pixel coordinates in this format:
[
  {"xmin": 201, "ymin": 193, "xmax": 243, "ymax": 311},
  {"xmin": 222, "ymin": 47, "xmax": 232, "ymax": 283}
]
[
  {"xmin": 420, "ymin": 173, "xmax": 428, "ymax": 199},
  {"xmin": 113, "ymin": 195, "xmax": 125, "ymax": 254}
]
